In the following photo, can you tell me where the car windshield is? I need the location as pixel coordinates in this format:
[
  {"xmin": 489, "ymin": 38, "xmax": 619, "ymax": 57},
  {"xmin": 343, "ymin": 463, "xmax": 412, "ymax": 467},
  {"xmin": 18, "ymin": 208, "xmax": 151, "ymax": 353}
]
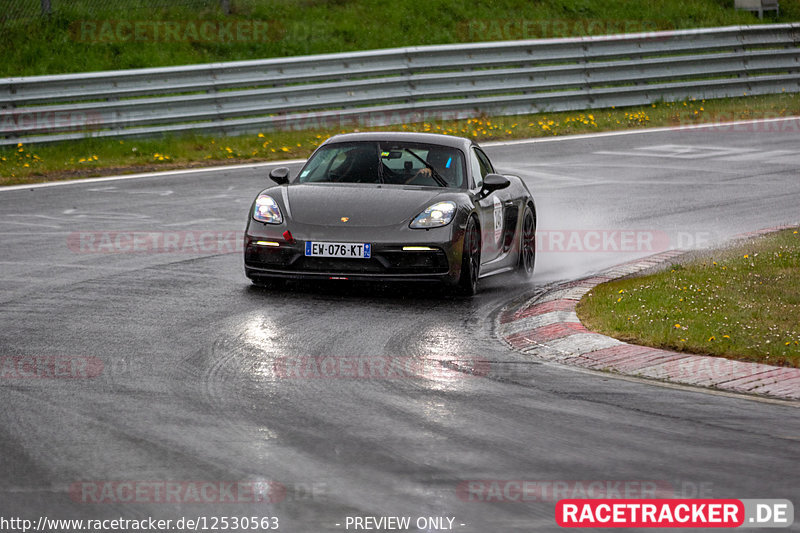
[{"xmin": 297, "ymin": 141, "xmax": 467, "ymax": 188}]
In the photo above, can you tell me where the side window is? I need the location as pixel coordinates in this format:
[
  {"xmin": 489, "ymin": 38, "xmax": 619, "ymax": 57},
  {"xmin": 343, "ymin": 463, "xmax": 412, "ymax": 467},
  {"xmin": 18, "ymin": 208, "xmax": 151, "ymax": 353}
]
[
  {"xmin": 469, "ymin": 148, "xmax": 484, "ymax": 189},
  {"xmin": 475, "ymin": 148, "xmax": 494, "ymax": 177}
]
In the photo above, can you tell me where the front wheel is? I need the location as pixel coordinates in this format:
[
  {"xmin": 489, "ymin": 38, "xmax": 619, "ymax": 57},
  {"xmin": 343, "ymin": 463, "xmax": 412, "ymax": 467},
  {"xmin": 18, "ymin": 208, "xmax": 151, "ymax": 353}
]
[
  {"xmin": 517, "ymin": 204, "xmax": 536, "ymax": 278},
  {"xmin": 456, "ymin": 216, "xmax": 481, "ymax": 296}
]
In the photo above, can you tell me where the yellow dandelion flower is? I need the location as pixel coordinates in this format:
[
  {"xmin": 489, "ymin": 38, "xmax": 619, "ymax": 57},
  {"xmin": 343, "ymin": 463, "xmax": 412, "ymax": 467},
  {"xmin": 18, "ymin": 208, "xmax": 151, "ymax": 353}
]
[
  {"xmin": 708, "ymin": 336, "xmax": 715, "ymax": 342},
  {"xmin": 674, "ymin": 324, "xmax": 681, "ymax": 329}
]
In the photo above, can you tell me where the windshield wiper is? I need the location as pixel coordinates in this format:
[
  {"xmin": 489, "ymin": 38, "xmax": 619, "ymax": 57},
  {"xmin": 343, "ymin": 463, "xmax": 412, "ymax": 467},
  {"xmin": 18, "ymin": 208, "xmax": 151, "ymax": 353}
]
[{"xmin": 404, "ymin": 148, "xmax": 448, "ymax": 187}]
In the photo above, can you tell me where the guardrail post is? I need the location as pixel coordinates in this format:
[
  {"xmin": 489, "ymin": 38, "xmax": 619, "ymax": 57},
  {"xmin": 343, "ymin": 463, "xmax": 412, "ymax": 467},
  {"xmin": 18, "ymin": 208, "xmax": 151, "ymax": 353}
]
[
  {"xmin": 221, "ymin": 0, "xmax": 231, "ymax": 14},
  {"xmin": 40, "ymin": 0, "xmax": 51, "ymax": 16}
]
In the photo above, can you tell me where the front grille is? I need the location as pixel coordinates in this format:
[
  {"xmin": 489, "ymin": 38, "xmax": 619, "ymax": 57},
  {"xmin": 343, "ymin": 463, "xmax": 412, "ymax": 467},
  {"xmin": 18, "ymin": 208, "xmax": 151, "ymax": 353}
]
[
  {"xmin": 245, "ymin": 245, "xmax": 299, "ymax": 266},
  {"xmin": 297, "ymin": 256, "xmax": 386, "ymax": 273},
  {"xmin": 380, "ymin": 250, "xmax": 449, "ymax": 273}
]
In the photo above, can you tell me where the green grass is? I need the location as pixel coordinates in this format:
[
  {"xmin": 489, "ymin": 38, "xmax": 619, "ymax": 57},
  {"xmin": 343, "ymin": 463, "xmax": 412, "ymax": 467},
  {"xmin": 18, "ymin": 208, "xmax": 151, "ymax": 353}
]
[
  {"xmin": 1, "ymin": 0, "xmax": 797, "ymax": 76},
  {"xmin": 2, "ymin": 92, "xmax": 797, "ymax": 186},
  {"xmin": 577, "ymin": 228, "xmax": 800, "ymax": 368}
]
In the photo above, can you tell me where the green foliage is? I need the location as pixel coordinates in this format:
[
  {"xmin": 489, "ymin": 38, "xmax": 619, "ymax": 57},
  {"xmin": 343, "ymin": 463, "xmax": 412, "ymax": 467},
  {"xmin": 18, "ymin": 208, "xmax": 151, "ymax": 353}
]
[
  {"xmin": 578, "ymin": 229, "xmax": 800, "ymax": 367},
  {"xmin": 1, "ymin": 0, "xmax": 796, "ymax": 76}
]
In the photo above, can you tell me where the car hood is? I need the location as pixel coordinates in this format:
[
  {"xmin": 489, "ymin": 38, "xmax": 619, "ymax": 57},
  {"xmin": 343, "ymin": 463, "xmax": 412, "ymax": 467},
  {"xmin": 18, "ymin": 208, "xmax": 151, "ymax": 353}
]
[{"xmin": 282, "ymin": 184, "xmax": 453, "ymax": 227}]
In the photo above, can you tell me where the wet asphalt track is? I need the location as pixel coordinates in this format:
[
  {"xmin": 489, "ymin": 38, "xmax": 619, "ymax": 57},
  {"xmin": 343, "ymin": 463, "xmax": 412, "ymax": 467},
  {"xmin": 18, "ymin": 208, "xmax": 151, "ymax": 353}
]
[{"xmin": 1, "ymin": 122, "xmax": 799, "ymax": 532}]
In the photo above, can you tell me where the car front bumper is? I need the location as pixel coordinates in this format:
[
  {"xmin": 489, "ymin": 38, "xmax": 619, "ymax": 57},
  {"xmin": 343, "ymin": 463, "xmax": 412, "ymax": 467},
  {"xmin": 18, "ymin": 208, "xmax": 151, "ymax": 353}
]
[{"xmin": 243, "ymin": 221, "xmax": 465, "ymax": 284}]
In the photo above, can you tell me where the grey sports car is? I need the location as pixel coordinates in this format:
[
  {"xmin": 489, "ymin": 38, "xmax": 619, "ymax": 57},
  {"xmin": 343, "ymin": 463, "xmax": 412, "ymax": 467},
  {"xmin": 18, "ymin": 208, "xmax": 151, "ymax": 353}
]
[{"xmin": 243, "ymin": 132, "xmax": 536, "ymax": 295}]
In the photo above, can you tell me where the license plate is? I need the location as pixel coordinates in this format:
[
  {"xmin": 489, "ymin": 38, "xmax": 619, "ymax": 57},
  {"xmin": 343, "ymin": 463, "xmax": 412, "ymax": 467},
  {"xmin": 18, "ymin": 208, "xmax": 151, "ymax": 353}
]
[{"xmin": 305, "ymin": 242, "xmax": 371, "ymax": 259}]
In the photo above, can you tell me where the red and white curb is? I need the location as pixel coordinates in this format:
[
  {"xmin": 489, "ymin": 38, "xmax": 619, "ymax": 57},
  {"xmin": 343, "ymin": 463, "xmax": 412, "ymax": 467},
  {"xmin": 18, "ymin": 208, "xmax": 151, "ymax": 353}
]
[{"xmin": 497, "ymin": 231, "xmax": 800, "ymax": 400}]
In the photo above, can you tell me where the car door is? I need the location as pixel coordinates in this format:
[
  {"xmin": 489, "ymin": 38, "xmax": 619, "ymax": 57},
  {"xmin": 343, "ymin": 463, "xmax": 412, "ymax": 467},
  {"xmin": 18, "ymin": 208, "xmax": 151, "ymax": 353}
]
[{"xmin": 470, "ymin": 147, "xmax": 511, "ymax": 263}]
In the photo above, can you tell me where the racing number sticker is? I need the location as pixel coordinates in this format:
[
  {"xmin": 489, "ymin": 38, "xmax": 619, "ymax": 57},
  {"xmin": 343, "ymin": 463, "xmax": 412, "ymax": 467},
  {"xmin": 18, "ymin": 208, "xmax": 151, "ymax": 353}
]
[{"xmin": 493, "ymin": 196, "xmax": 503, "ymax": 246}]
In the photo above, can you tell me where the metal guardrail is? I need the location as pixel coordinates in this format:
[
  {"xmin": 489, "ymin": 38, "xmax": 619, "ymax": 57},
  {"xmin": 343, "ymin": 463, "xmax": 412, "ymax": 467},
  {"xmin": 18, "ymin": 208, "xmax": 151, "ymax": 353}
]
[{"xmin": 1, "ymin": 24, "xmax": 799, "ymax": 146}]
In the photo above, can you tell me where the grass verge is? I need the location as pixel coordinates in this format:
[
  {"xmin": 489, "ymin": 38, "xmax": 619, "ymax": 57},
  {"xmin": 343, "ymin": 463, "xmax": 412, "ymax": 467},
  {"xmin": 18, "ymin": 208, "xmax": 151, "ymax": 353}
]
[
  {"xmin": 2, "ymin": 92, "xmax": 798, "ymax": 186},
  {"xmin": 2, "ymin": 0, "xmax": 797, "ymax": 77},
  {"xmin": 577, "ymin": 228, "xmax": 800, "ymax": 368}
]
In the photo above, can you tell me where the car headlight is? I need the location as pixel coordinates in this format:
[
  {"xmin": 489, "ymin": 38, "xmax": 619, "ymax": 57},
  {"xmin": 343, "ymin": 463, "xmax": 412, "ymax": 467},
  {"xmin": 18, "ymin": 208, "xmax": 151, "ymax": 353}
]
[
  {"xmin": 253, "ymin": 194, "xmax": 283, "ymax": 224},
  {"xmin": 409, "ymin": 201, "xmax": 457, "ymax": 229}
]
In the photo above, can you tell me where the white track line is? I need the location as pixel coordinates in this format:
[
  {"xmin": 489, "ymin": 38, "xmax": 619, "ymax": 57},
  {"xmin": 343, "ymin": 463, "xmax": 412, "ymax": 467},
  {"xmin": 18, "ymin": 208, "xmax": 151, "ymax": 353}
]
[
  {"xmin": 0, "ymin": 159, "xmax": 306, "ymax": 192},
  {"xmin": 482, "ymin": 116, "xmax": 800, "ymax": 148}
]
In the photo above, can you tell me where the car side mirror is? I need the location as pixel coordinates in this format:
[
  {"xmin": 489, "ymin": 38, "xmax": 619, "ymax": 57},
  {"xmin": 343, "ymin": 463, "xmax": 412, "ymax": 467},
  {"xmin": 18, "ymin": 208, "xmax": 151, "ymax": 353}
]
[
  {"xmin": 478, "ymin": 173, "xmax": 510, "ymax": 198},
  {"xmin": 269, "ymin": 167, "xmax": 291, "ymax": 185}
]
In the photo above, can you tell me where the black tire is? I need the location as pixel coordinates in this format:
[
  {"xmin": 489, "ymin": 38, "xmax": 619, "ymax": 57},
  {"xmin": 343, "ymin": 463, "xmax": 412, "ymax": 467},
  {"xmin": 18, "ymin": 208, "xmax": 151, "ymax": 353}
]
[
  {"xmin": 517, "ymin": 204, "xmax": 536, "ymax": 278},
  {"xmin": 456, "ymin": 216, "xmax": 481, "ymax": 296}
]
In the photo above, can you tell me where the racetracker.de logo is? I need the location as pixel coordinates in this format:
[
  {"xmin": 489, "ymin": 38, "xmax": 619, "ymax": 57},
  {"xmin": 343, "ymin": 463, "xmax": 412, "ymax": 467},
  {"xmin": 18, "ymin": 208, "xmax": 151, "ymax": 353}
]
[
  {"xmin": 69, "ymin": 481, "xmax": 286, "ymax": 504},
  {"xmin": 67, "ymin": 231, "xmax": 243, "ymax": 254},
  {"xmin": 556, "ymin": 499, "xmax": 748, "ymax": 528},
  {"xmin": 274, "ymin": 356, "xmax": 490, "ymax": 380},
  {"xmin": 0, "ymin": 356, "xmax": 103, "ymax": 379}
]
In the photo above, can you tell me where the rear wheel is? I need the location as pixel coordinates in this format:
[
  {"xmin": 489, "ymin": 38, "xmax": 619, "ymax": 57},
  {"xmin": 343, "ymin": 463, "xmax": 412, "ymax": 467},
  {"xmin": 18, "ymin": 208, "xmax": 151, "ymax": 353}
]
[
  {"xmin": 517, "ymin": 205, "xmax": 536, "ymax": 278},
  {"xmin": 457, "ymin": 216, "xmax": 481, "ymax": 296}
]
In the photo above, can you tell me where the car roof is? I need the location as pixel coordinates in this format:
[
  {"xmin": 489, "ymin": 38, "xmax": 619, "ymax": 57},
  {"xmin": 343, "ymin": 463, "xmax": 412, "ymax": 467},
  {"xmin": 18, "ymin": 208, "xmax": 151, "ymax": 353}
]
[{"xmin": 321, "ymin": 131, "xmax": 474, "ymax": 151}]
